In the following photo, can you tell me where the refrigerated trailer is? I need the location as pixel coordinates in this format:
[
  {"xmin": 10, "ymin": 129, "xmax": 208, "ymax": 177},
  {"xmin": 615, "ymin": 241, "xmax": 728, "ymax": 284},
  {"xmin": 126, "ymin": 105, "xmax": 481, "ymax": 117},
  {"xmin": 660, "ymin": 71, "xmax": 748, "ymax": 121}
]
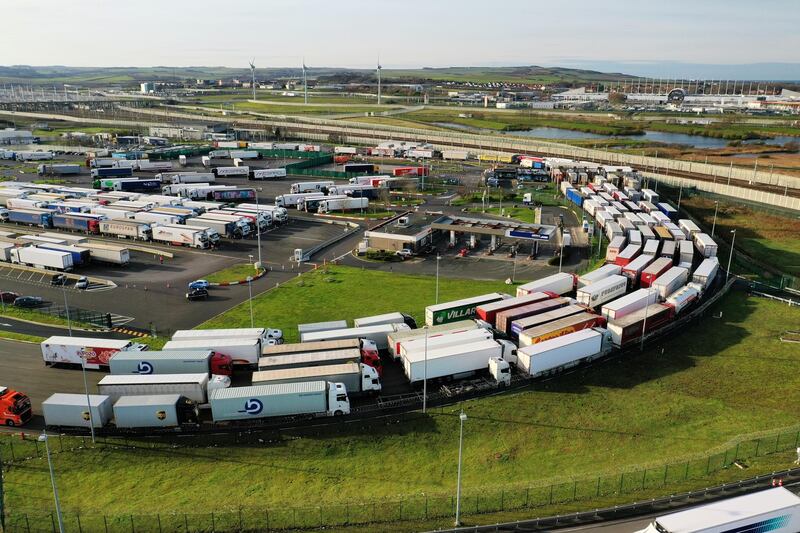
[
  {"xmin": 517, "ymin": 329, "xmax": 606, "ymax": 377},
  {"xmin": 575, "ymin": 275, "xmax": 628, "ymax": 308},
  {"xmin": 509, "ymin": 304, "xmax": 587, "ymax": 338},
  {"xmin": 402, "ymin": 339, "xmax": 512, "ymax": 385},
  {"xmin": 10, "ymin": 246, "xmax": 73, "ymax": 271},
  {"xmin": 353, "ymin": 312, "xmax": 417, "ymax": 329},
  {"xmin": 692, "ymin": 257, "xmax": 719, "ymax": 290},
  {"xmin": 577, "ymin": 264, "xmax": 622, "ymax": 288},
  {"xmin": 210, "ymin": 381, "xmax": 351, "ymax": 421},
  {"xmin": 425, "ymin": 293, "xmax": 507, "ymax": 326},
  {"xmin": 162, "ymin": 338, "xmax": 263, "ymax": 366},
  {"xmin": 41, "ymin": 336, "xmax": 147, "ymax": 369},
  {"xmin": 252, "ymin": 362, "xmax": 381, "ymax": 395},
  {"xmin": 171, "ymin": 327, "xmax": 282, "ymax": 344},
  {"xmin": 607, "ymin": 304, "xmax": 674, "ymax": 347},
  {"xmin": 99, "ymin": 219, "xmax": 152, "ymax": 240},
  {"xmin": 475, "ymin": 292, "xmax": 551, "ymax": 327},
  {"xmin": 250, "ymin": 168, "xmax": 287, "ymax": 180},
  {"xmin": 318, "ymin": 197, "xmax": 369, "ymax": 213},
  {"xmin": 81, "ymin": 243, "xmax": 130, "ymax": 265},
  {"xmin": 600, "ymin": 288, "xmax": 660, "ymax": 321},
  {"xmin": 652, "ymin": 267, "xmax": 690, "ymax": 299},
  {"xmin": 496, "ymin": 297, "xmax": 573, "ymax": 335},
  {"xmin": 297, "ymin": 320, "xmax": 349, "ymax": 336},
  {"xmin": 694, "ymin": 233, "xmax": 718, "ymax": 258},
  {"xmin": 399, "ymin": 328, "xmax": 494, "ymax": 359},
  {"xmin": 151, "ymin": 224, "xmax": 210, "ymax": 249},
  {"xmin": 387, "ymin": 320, "xmax": 486, "ymax": 359}
]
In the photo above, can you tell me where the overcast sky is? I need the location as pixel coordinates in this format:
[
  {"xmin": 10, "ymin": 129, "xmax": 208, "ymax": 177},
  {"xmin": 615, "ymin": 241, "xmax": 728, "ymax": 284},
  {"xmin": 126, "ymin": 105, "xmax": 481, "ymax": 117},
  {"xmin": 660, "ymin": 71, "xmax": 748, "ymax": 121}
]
[{"xmin": 4, "ymin": 0, "xmax": 799, "ymax": 78}]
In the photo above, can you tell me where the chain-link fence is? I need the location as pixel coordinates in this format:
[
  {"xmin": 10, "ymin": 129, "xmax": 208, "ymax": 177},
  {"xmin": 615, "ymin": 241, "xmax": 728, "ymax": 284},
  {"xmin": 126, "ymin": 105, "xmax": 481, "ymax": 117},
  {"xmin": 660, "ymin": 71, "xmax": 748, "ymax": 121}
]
[{"xmin": 3, "ymin": 424, "xmax": 799, "ymax": 532}]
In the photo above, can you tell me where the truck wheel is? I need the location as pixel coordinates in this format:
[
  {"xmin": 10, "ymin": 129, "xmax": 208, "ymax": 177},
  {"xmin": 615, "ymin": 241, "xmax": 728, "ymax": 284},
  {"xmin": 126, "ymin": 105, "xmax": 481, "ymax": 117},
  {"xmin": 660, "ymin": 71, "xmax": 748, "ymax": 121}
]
[
  {"xmin": 334, "ymin": 410, "xmax": 343, "ymax": 417},
  {"xmin": 5, "ymin": 420, "xmax": 15, "ymax": 427}
]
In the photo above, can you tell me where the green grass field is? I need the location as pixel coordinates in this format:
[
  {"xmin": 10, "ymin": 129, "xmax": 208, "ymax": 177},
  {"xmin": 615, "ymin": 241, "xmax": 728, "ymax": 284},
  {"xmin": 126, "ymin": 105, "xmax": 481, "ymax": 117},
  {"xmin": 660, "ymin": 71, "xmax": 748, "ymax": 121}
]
[
  {"xmin": 204, "ymin": 263, "xmax": 263, "ymax": 284},
  {"xmin": 4, "ymin": 288, "xmax": 800, "ymax": 526}
]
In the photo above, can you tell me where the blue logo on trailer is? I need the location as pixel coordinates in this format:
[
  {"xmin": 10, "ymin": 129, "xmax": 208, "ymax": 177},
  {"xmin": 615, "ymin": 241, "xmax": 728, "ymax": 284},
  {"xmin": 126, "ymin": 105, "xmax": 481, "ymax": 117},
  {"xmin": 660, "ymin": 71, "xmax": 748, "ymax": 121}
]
[
  {"xmin": 506, "ymin": 229, "xmax": 550, "ymax": 241},
  {"xmin": 239, "ymin": 399, "xmax": 263, "ymax": 415},
  {"xmin": 135, "ymin": 361, "xmax": 154, "ymax": 374}
]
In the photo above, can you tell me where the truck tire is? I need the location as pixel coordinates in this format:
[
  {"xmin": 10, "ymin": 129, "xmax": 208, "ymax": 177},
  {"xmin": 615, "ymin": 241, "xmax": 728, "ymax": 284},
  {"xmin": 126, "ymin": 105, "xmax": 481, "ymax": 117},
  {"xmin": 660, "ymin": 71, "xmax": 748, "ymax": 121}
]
[
  {"xmin": 5, "ymin": 420, "xmax": 15, "ymax": 426},
  {"xmin": 334, "ymin": 410, "xmax": 343, "ymax": 417}
]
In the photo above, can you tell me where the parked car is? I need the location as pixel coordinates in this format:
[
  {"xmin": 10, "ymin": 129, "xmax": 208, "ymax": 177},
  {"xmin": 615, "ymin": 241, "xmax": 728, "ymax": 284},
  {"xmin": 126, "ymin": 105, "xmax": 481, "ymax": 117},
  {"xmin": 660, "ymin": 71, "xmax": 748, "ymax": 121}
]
[
  {"xmin": 0, "ymin": 291, "xmax": 19, "ymax": 303},
  {"xmin": 188, "ymin": 280, "xmax": 211, "ymax": 290},
  {"xmin": 14, "ymin": 296, "xmax": 43, "ymax": 308},
  {"xmin": 75, "ymin": 277, "xmax": 88, "ymax": 290},
  {"xmin": 186, "ymin": 288, "xmax": 209, "ymax": 301},
  {"xmin": 50, "ymin": 274, "xmax": 67, "ymax": 286},
  {"xmin": 395, "ymin": 249, "xmax": 415, "ymax": 260}
]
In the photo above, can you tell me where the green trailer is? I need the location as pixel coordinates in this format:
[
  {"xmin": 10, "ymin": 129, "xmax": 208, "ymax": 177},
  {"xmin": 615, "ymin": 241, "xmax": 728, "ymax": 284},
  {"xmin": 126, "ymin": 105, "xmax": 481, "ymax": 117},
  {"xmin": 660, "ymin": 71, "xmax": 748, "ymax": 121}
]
[{"xmin": 425, "ymin": 293, "xmax": 507, "ymax": 326}]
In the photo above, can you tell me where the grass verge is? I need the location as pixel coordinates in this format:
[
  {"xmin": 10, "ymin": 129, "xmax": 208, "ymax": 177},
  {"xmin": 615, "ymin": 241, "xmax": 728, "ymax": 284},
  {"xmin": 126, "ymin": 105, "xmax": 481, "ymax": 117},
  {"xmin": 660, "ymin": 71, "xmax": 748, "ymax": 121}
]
[
  {"xmin": 204, "ymin": 263, "xmax": 263, "ymax": 284},
  {"xmin": 0, "ymin": 306, "xmax": 95, "ymax": 329},
  {"xmin": 0, "ymin": 331, "xmax": 45, "ymax": 343}
]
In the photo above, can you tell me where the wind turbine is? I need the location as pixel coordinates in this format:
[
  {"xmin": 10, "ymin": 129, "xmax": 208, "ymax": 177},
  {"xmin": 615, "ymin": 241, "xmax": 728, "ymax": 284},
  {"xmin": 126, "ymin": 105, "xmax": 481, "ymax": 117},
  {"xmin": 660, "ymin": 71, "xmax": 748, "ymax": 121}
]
[
  {"xmin": 377, "ymin": 56, "xmax": 382, "ymax": 105},
  {"xmin": 302, "ymin": 58, "xmax": 308, "ymax": 104},
  {"xmin": 249, "ymin": 58, "xmax": 256, "ymax": 101}
]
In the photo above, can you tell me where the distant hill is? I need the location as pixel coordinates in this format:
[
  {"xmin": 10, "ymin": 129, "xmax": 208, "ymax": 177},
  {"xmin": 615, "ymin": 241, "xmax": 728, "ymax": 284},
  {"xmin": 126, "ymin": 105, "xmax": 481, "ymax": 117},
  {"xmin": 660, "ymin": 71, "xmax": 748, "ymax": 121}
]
[{"xmin": 0, "ymin": 64, "xmax": 637, "ymax": 87}]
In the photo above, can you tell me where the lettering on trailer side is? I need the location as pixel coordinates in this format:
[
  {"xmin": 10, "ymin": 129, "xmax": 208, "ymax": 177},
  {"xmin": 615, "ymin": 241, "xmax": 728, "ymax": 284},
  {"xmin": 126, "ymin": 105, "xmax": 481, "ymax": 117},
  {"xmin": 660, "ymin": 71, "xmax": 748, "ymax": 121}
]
[
  {"xmin": 437, "ymin": 305, "xmax": 478, "ymax": 324},
  {"xmin": 718, "ymin": 514, "xmax": 789, "ymax": 533},
  {"xmin": 135, "ymin": 361, "xmax": 154, "ymax": 374},
  {"xmin": 238, "ymin": 399, "xmax": 263, "ymax": 415}
]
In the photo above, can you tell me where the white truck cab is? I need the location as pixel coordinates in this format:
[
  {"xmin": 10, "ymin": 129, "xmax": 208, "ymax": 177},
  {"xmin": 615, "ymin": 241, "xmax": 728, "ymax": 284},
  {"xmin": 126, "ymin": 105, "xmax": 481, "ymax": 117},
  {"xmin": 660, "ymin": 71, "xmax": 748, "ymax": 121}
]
[
  {"xmin": 361, "ymin": 364, "xmax": 382, "ymax": 393},
  {"xmin": 497, "ymin": 339, "xmax": 518, "ymax": 365},
  {"xmin": 489, "ymin": 357, "xmax": 511, "ymax": 386},
  {"xmin": 327, "ymin": 382, "xmax": 351, "ymax": 416}
]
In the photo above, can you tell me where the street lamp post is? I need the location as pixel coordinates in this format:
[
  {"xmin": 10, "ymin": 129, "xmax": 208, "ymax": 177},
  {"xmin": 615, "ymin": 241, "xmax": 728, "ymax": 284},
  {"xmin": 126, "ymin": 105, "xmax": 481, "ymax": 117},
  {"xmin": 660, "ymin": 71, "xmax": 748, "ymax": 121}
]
[
  {"xmin": 41, "ymin": 433, "xmax": 65, "ymax": 533},
  {"xmin": 61, "ymin": 283, "xmax": 72, "ymax": 337},
  {"xmin": 423, "ymin": 326, "xmax": 428, "ymax": 414},
  {"xmin": 81, "ymin": 355, "xmax": 96, "ymax": 444},
  {"xmin": 454, "ymin": 411, "xmax": 467, "ymax": 527},
  {"xmin": 435, "ymin": 255, "xmax": 441, "ymax": 304},
  {"xmin": 558, "ymin": 228, "xmax": 565, "ymax": 274},
  {"xmin": 726, "ymin": 229, "xmax": 737, "ymax": 282},
  {"xmin": 711, "ymin": 201, "xmax": 719, "ymax": 237},
  {"xmin": 254, "ymin": 188, "xmax": 263, "ymax": 269},
  {"xmin": 246, "ymin": 276, "xmax": 254, "ymax": 328}
]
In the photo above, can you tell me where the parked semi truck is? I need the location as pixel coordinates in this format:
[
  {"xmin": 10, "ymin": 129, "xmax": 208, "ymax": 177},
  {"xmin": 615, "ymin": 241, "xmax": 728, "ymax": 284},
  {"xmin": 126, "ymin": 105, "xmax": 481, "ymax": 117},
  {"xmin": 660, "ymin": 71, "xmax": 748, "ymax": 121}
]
[
  {"xmin": 8, "ymin": 208, "xmax": 53, "ymax": 228},
  {"xmin": 152, "ymin": 224, "xmax": 210, "ymax": 249},
  {"xmin": 194, "ymin": 215, "xmax": 247, "ymax": 238},
  {"xmin": 353, "ymin": 312, "xmax": 417, "ymax": 329},
  {"xmin": 635, "ymin": 487, "xmax": 800, "ymax": 533},
  {"xmin": 516, "ymin": 272, "xmax": 575, "ymax": 297},
  {"xmin": 91, "ymin": 168, "xmax": 134, "ymax": 179},
  {"xmin": 109, "ymin": 350, "xmax": 233, "ymax": 377},
  {"xmin": 38, "ymin": 164, "xmax": 81, "ymax": 176},
  {"xmin": 172, "ymin": 327, "xmax": 282, "ymax": 344},
  {"xmin": 607, "ymin": 304, "xmax": 674, "ymax": 347},
  {"xmin": 576, "ymin": 275, "xmax": 628, "ymax": 308},
  {"xmin": 387, "ymin": 320, "xmax": 487, "ymax": 359},
  {"xmin": 297, "ymin": 320, "xmax": 349, "ymax": 336},
  {"xmin": 261, "ymin": 338, "xmax": 381, "ymax": 373},
  {"xmin": 259, "ymin": 348, "xmax": 365, "ymax": 372},
  {"xmin": 10, "ymin": 246, "xmax": 73, "ymax": 271},
  {"xmin": 518, "ymin": 313, "xmax": 607, "ymax": 347},
  {"xmin": 41, "ymin": 336, "xmax": 148, "ymax": 369},
  {"xmin": 318, "ymin": 197, "xmax": 369, "ymax": 213},
  {"xmin": 250, "ymin": 168, "xmax": 287, "ymax": 180},
  {"xmin": 509, "ymin": 304, "xmax": 586, "ymax": 339},
  {"xmin": 210, "ymin": 381, "xmax": 351, "ymax": 421},
  {"xmin": 290, "ymin": 181, "xmax": 334, "ymax": 194},
  {"xmin": 82, "ymin": 242, "xmax": 130, "ymax": 265},
  {"xmin": 398, "ymin": 328, "xmax": 495, "ymax": 359},
  {"xmin": 42, "ymin": 393, "xmax": 113, "ymax": 429},
  {"xmin": 517, "ymin": 328, "xmax": 608, "ymax": 377},
  {"xmin": 402, "ymin": 339, "xmax": 513, "ymax": 385},
  {"xmin": 252, "ymin": 362, "xmax": 381, "ymax": 395},
  {"xmin": 495, "ymin": 297, "xmax": 573, "ymax": 336},
  {"xmin": 162, "ymin": 338, "xmax": 264, "ymax": 366},
  {"xmin": 98, "ymin": 373, "xmax": 230, "ymax": 403},
  {"xmin": 52, "ymin": 212, "xmax": 100, "ymax": 234}
]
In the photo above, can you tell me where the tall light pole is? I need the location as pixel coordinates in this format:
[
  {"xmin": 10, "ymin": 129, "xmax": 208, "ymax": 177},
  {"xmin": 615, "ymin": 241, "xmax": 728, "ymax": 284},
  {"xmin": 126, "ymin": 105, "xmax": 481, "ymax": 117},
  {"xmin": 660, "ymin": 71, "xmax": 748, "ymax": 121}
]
[
  {"xmin": 61, "ymin": 282, "xmax": 72, "ymax": 336},
  {"xmin": 454, "ymin": 410, "xmax": 468, "ymax": 527},
  {"xmin": 246, "ymin": 276, "xmax": 254, "ymax": 328},
  {"xmin": 81, "ymin": 355, "xmax": 96, "ymax": 444},
  {"xmin": 435, "ymin": 255, "xmax": 441, "ymax": 304},
  {"xmin": 423, "ymin": 326, "xmax": 428, "ymax": 414},
  {"xmin": 40, "ymin": 432, "xmax": 64, "ymax": 533},
  {"xmin": 711, "ymin": 201, "xmax": 719, "ymax": 237},
  {"xmin": 254, "ymin": 188, "xmax": 263, "ymax": 269},
  {"xmin": 726, "ymin": 229, "xmax": 737, "ymax": 283},
  {"xmin": 558, "ymin": 228, "xmax": 565, "ymax": 273}
]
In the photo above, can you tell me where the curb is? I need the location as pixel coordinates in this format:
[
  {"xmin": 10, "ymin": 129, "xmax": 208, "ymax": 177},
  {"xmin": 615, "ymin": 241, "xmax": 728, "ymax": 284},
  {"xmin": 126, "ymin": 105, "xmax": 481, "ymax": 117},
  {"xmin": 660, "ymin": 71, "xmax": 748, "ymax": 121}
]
[{"xmin": 210, "ymin": 268, "xmax": 267, "ymax": 287}]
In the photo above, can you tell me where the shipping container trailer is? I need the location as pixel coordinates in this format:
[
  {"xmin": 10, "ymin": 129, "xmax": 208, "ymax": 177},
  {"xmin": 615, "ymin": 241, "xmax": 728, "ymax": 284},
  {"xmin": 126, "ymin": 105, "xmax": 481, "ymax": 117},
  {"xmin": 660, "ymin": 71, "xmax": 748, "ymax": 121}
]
[
  {"xmin": 113, "ymin": 394, "xmax": 198, "ymax": 428},
  {"xmin": 51, "ymin": 213, "xmax": 100, "ymax": 234},
  {"xmin": 496, "ymin": 297, "xmax": 573, "ymax": 336},
  {"xmin": 516, "ymin": 273, "xmax": 575, "ymax": 298},
  {"xmin": 152, "ymin": 224, "xmax": 210, "ymax": 249},
  {"xmin": 664, "ymin": 284, "xmax": 701, "ymax": 314},
  {"xmin": 425, "ymin": 293, "xmax": 507, "ymax": 326},
  {"xmin": 162, "ymin": 338, "xmax": 262, "ymax": 366},
  {"xmin": 318, "ymin": 197, "xmax": 369, "ymax": 213},
  {"xmin": 42, "ymin": 393, "xmax": 113, "ymax": 429},
  {"xmin": 475, "ymin": 292, "xmax": 552, "ymax": 326},
  {"xmin": 290, "ymin": 181, "xmax": 335, "ymax": 194},
  {"xmin": 98, "ymin": 373, "xmax": 229, "ymax": 403},
  {"xmin": 517, "ymin": 329, "xmax": 605, "ymax": 377},
  {"xmin": 209, "ymin": 381, "xmax": 350, "ymax": 420},
  {"xmin": 693, "ymin": 233, "xmax": 718, "ymax": 258},
  {"xmin": 651, "ymin": 266, "xmax": 690, "ymax": 300},
  {"xmin": 37, "ymin": 243, "xmax": 91, "ymax": 267},
  {"xmin": 518, "ymin": 313, "xmax": 606, "ymax": 347},
  {"xmin": 38, "ymin": 164, "xmax": 81, "ymax": 176},
  {"xmin": 660, "ymin": 239, "xmax": 676, "ymax": 260},
  {"xmin": 640, "ymin": 257, "xmax": 674, "ymax": 288},
  {"xmin": 605, "ymin": 236, "xmax": 627, "ymax": 263},
  {"xmin": 109, "ymin": 349, "xmax": 232, "ymax": 376},
  {"xmin": 401, "ymin": 339, "xmax": 512, "ymax": 384},
  {"xmin": 605, "ymin": 221, "xmax": 624, "ymax": 241},
  {"xmin": 634, "ymin": 486, "xmax": 800, "ymax": 533},
  {"xmin": 578, "ymin": 264, "xmax": 623, "ymax": 289},
  {"xmin": 692, "ymin": 257, "xmax": 720, "ymax": 290},
  {"xmin": 628, "ymin": 229, "xmax": 642, "ymax": 247},
  {"xmin": 81, "ymin": 242, "xmax": 130, "ymax": 265},
  {"xmin": 607, "ymin": 304, "xmax": 673, "ymax": 347},
  {"xmin": 679, "ymin": 240, "xmax": 694, "ymax": 265},
  {"xmin": 576, "ymin": 275, "xmax": 628, "ymax": 308},
  {"xmin": 678, "ymin": 219, "xmax": 702, "ymax": 239},
  {"xmin": 641, "ymin": 189, "xmax": 659, "ymax": 204},
  {"xmin": 41, "ymin": 336, "xmax": 146, "ymax": 369},
  {"xmin": 614, "ymin": 244, "xmax": 641, "ymax": 267},
  {"xmin": 250, "ymin": 168, "xmax": 288, "ymax": 180},
  {"xmin": 300, "ymin": 323, "xmax": 411, "ymax": 351},
  {"xmin": 252, "ymin": 362, "xmax": 380, "ymax": 395},
  {"xmin": 7, "ymin": 208, "xmax": 53, "ymax": 227},
  {"xmin": 621, "ymin": 254, "xmax": 655, "ymax": 284}
]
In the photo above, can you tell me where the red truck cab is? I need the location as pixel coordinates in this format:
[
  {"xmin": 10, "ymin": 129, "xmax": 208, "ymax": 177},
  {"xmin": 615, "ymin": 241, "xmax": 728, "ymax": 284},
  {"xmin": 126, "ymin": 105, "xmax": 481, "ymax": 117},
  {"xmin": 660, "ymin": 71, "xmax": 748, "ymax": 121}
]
[
  {"xmin": 0, "ymin": 386, "xmax": 32, "ymax": 427},
  {"xmin": 210, "ymin": 352, "xmax": 234, "ymax": 376},
  {"xmin": 358, "ymin": 340, "xmax": 383, "ymax": 378}
]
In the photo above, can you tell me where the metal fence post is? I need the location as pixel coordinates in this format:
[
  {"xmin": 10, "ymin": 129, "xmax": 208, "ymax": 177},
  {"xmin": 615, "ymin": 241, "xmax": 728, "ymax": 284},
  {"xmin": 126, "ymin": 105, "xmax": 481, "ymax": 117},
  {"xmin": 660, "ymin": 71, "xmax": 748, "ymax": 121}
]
[
  {"xmin": 265, "ymin": 510, "xmax": 269, "ymax": 530},
  {"xmin": 77, "ymin": 512, "xmax": 83, "ymax": 533},
  {"xmin": 399, "ymin": 500, "xmax": 402, "ymax": 520},
  {"xmin": 706, "ymin": 456, "xmax": 711, "ymax": 474},
  {"xmin": 425, "ymin": 495, "xmax": 428, "ymax": 519},
  {"xmin": 663, "ymin": 464, "xmax": 669, "ymax": 486},
  {"xmin": 755, "ymin": 438, "xmax": 761, "ymax": 457},
  {"xmin": 500, "ymin": 490, "xmax": 504, "ymax": 510},
  {"xmin": 525, "ymin": 488, "xmax": 530, "ymax": 507},
  {"xmin": 619, "ymin": 473, "xmax": 624, "ymax": 494},
  {"xmin": 183, "ymin": 513, "xmax": 188, "ymax": 533},
  {"xmin": 157, "ymin": 514, "xmax": 162, "ymax": 533},
  {"xmin": 130, "ymin": 514, "xmax": 135, "ymax": 533},
  {"xmin": 735, "ymin": 442, "xmax": 740, "ymax": 461},
  {"xmin": 103, "ymin": 514, "xmax": 108, "ymax": 533},
  {"xmin": 25, "ymin": 513, "xmax": 31, "ymax": 533},
  {"xmin": 549, "ymin": 484, "xmax": 554, "ymax": 504},
  {"xmin": 50, "ymin": 512, "xmax": 55, "ymax": 533},
  {"xmin": 684, "ymin": 461, "xmax": 689, "ymax": 480},
  {"xmin": 211, "ymin": 511, "xmax": 215, "ymax": 532}
]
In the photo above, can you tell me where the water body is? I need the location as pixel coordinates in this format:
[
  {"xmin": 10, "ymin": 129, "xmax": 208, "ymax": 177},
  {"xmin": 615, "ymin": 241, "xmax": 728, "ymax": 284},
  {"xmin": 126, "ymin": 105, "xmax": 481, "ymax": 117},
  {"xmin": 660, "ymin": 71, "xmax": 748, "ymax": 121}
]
[{"xmin": 432, "ymin": 122, "xmax": 798, "ymax": 149}]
